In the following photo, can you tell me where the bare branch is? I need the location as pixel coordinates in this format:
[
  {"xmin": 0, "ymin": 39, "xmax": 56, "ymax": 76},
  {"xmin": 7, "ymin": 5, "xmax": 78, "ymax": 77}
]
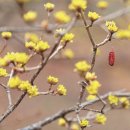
[{"xmin": 95, "ymin": 7, "xmax": 130, "ymax": 25}]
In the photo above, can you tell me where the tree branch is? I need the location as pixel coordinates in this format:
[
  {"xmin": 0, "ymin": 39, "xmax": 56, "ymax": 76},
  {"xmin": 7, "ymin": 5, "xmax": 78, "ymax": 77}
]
[
  {"xmin": 18, "ymin": 90, "xmax": 130, "ymax": 130},
  {"xmin": 0, "ymin": 16, "xmax": 77, "ymax": 124}
]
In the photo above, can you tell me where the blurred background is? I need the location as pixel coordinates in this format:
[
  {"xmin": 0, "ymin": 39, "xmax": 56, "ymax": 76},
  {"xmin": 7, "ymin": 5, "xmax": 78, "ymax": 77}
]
[{"xmin": 0, "ymin": 0, "xmax": 130, "ymax": 130}]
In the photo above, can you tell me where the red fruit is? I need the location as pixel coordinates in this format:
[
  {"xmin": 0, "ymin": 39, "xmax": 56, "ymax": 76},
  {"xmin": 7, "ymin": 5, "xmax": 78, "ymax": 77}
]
[{"xmin": 109, "ymin": 51, "xmax": 115, "ymax": 66}]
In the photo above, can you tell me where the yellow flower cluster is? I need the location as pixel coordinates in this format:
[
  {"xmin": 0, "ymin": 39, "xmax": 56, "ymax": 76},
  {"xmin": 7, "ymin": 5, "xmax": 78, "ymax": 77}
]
[
  {"xmin": 8, "ymin": 76, "xmax": 21, "ymax": 88},
  {"xmin": 86, "ymin": 94, "xmax": 97, "ymax": 101},
  {"xmin": 35, "ymin": 40, "xmax": 50, "ymax": 52},
  {"xmin": 75, "ymin": 60, "xmax": 91, "ymax": 73},
  {"xmin": 58, "ymin": 118, "xmax": 66, "ymax": 126},
  {"xmin": 108, "ymin": 94, "xmax": 119, "ymax": 105},
  {"xmin": 23, "ymin": 11, "xmax": 37, "ymax": 22},
  {"xmin": 57, "ymin": 84, "xmax": 67, "ymax": 96},
  {"xmin": 27, "ymin": 85, "xmax": 39, "ymax": 97},
  {"xmin": 95, "ymin": 114, "xmax": 107, "ymax": 125},
  {"xmin": 8, "ymin": 76, "xmax": 39, "ymax": 97},
  {"xmin": 106, "ymin": 21, "xmax": 118, "ymax": 33},
  {"xmin": 0, "ymin": 58, "xmax": 8, "ymax": 67},
  {"xmin": 79, "ymin": 119, "xmax": 89, "ymax": 128},
  {"xmin": 54, "ymin": 11, "xmax": 71, "ymax": 24},
  {"xmin": 69, "ymin": 0, "xmax": 87, "ymax": 11},
  {"xmin": 70, "ymin": 123, "xmax": 80, "ymax": 130},
  {"xmin": 85, "ymin": 72, "xmax": 97, "ymax": 81},
  {"xmin": 116, "ymin": 29, "xmax": 130, "ymax": 39},
  {"xmin": 86, "ymin": 80, "xmax": 101, "ymax": 95},
  {"xmin": 119, "ymin": 97, "xmax": 130, "ymax": 109},
  {"xmin": 85, "ymin": 72, "xmax": 99, "ymax": 100},
  {"xmin": 25, "ymin": 33, "xmax": 39, "ymax": 43},
  {"xmin": 61, "ymin": 33, "xmax": 75, "ymax": 43},
  {"xmin": 18, "ymin": 80, "xmax": 31, "ymax": 91},
  {"xmin": 44, "ymin": 2, "xmax": 55, "ymax": 12},
  {"xmin": 0, "ymin": 52, "xmax": 29, "ymax": 67},
  {"xmin": 1, "ymin": 32, "xmax": 12, "ymax": 40},
  {"xmin": 0, "ymin": 68, "xmax": 8, "ymax": 77},
  {"xmin": 25, "ymin": 40, "xmax": 50, "ymax": 52},
  {"xmin": 47, "ymin": 75, "xmax": 59, "ymax": 85},
  {"xmin": 88, "ymin": 11, "xmax": 100, "ymax": 22},
  {"xmin": 63, "ymin": 49, "xmax": 74, "ymax": 59},
  {"xmin": 97, "ymin": 0, "xmax": 108, "ymax": 9}
]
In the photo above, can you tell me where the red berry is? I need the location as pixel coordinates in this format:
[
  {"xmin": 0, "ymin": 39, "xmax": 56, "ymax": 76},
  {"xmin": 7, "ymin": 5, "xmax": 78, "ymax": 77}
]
[{"xmin": 109, "ymin": 51, "xmax": 115, "ymax": 66}]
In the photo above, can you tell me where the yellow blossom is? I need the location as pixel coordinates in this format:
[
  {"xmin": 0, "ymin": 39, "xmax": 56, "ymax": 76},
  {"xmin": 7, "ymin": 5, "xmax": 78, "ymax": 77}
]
[
  {"xmin": 79, "ymin": 119, "xmax": 89, "ymax": 128},
  {"xmin": 27, "ymin": 85, "xmax": 39, "ymax": 97},
  {"xmin": 58, "ymin": 118, "xmax": 66, "ymax": 126},
  {"xmin": 106, "ymin": 21, "xmax": 118, "ymax": 33},
  {"xmin": 119, "ymin": 97, "xmax": 130, "ymax": 109},
  {"xmin": 95, "ymin": 114, "xmax": 107, "ymax": 125},
  {"xmin": 63, "ymin": 49, "xmax": 74, "ymax": 59},
  {"xmin": 47, "ymin": 75, "xmax": 59, "ymax": 85},
  {"xmin": 86, "ymin": 80, "xmax": 101, "ymax": 95},
  {"xmin": 69, "ymin": 0, "xmax": 87, "ymax": 11},
  {"xmin": 88, "ymin": 11, "xmax": 100, "ymax": 22},
  {"xmin": 57, "ymin": 84, "xmax": 67, "ymax": 96},
  {"xmin": 1, "ymin": 32, "xmax": 12, "ymax": 40},
  {"xmin": 108, "ymin": 94, "xmax": 119, "ymax": 105},
  {"xmin": 25, "ymin": 33, "xmax": 39, "ymax": 42},
  {"xmin": 0, "ymin": 58, "xmax": 8, "ymax": 67},
  {"xmin": 4, "ymin": 52, "xmax": 16, "ymax": 62},
  {"xmin": 70, "ymin": 123, "xmax": 80, "ymax": 130},
  {"xmin": 88, "ymin": 80, "xmax": 101, "ymax": 88},
  {"xmin": 0, "ymin": 68, "xmax": 8, "ymax": 77},
  {"xmin": 85, "ymin": 72, "xmax": 97, "ymax": 81},
  {"xmin": 61, "ymin": 33, "xmax": 75, "ymax": 43},
  {"xmin": 8, "ymin": 76, "xmax": 21, "ymax": 88},
  {"xmin": 44, "ymin": 2, "xmax": 55, "ymax": 12},
  {"xmin": 25, "ymin": 41, "xmax": 36, "ymax": 50},
  {"xmin": 86, "ymin": 85, "xmax": 98, "ymax": 95},
  {"xmin": 18, "ymin": 81, "xmax": 31, "ymax": 91},
  {"xmin": 97, "ymin": 0, "xmax": 108, "ymax": 9},
  {"xmin": 35, "ymin": 40, "xmax": 50, "ymax": 52},
  {"xmin": 54, "ymin": 11, "xmax": 71, "ymax": 24},
  {"xmin": 86, "ymin": 94, "xmax": 97, "ymax": 101},
  {"xmin": 75, "ymin": 61, "xmax": 91, "ymax": 73},
  {"xmin": 15, "ymin": 53, "xmax": 30, "ymax": 65},
  {"xmin": 4, "ymin": 52, "xmax": 29, "ymax": 66},
  {"xmin": 115, "ymin": 29, "xmax": 130, "ymax": 39},
  {"xmin": 23, "ymin": 11, "xmax": 37, "ymax": 22}
]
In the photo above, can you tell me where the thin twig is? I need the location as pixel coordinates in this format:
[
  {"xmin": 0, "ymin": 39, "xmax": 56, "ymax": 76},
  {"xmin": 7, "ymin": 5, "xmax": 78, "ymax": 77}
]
[
  {"xmin": 6, "ymin": 69, "xmax": 15, "ymax": 107},
  {"xmin": 95, "ymin": 6, "xmax": 130, "ymax": 25},
  {"xmin": 80, "ymin": 10, "xmax": 95, "ymax": 47},
  {"xmin": 97, "ymin": 33, "xmax": 112, "ymax": 47},
  {"xmin": 0, "ymin": 92, "xmax": 26, "ymax": 123}
]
